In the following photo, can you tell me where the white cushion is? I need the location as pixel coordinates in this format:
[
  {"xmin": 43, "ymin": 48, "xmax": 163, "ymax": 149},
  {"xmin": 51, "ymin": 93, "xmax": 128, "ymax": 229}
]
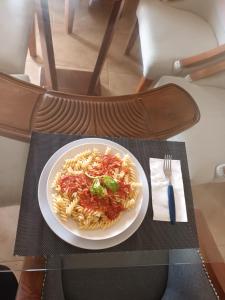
[
  {"xmin": 0, "ymin": 0, "xmax": 34, "ymax": 74},
  {"xmin": 166, "ymin": 0, "xmax": 225, "ymax": 44},
  {"xmin": 137, "ymin": 0, "xmax": 217, "ymax": 79},
  {"xmin": 0, "ymin": 136, "xmax": 29, "ymax": 206},
  {"xmin": 155, "ymin": 76, "xmax": 225, "ymax": 184}
]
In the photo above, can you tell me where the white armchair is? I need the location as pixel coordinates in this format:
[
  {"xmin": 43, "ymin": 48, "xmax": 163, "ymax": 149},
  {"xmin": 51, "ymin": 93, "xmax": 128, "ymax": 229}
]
[
  {"xmin": 154, "ymin": 64, "xmax": 225, "ymax": 185},
  {"xmin": 0, "ymin": 0, "xmax": 35, "ymax": 207},
  {"xmin": 0, "ymin": 0, "xmax": 35, "ymax": 81},
  {"xmin": 126, "ymin": 0, "xmax": 225, "ymax": 91}
]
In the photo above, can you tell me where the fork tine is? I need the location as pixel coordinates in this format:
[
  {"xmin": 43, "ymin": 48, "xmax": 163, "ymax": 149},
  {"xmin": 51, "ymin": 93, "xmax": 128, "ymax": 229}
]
[
  {"xmin": 169, "ymin": 155, "xmax": 172, "ymax": 170},
  {"xmin": 164, "ymin": 154, "xmax": 173, "ymax": 171},
  {"xmin": 163, "ymin": 154, "xmax": 166, "ymax": 169},
  {"xmin": 164, "ymin": 154, "xmax": 168, "ymax": 169}
]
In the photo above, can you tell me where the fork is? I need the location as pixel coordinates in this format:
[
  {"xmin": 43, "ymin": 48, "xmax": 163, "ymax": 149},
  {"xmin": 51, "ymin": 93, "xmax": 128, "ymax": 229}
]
[{"xmin": 163, "ymin": 154, "xmax": 176, "ymax": 225}]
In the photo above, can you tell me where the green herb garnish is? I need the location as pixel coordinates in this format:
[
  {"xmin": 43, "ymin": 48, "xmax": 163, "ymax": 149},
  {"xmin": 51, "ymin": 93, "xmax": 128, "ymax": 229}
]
[
  {"xmin": 103, "ymin": 176, "xmax": 119, "ymax": 193},
  {"xmin": 90, "ymin": 179, "xmax": 106, "ymax": 198}
]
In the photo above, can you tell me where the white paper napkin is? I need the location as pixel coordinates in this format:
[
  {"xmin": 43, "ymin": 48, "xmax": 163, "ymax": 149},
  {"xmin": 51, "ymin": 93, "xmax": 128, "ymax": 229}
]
[{"xmin": 150, "ymin": 158, "xmax": 188, "ymax": 222}]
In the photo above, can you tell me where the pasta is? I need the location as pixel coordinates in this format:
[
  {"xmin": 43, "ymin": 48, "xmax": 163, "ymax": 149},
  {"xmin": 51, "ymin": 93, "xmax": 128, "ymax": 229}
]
[{"xmin": 51, "ymin": 147, "xmax": 141, "ymax": 230}]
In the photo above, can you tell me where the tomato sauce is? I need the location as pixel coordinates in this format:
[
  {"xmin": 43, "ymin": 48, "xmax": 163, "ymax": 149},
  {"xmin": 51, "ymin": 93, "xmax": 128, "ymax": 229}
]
[
  {"xmin": 79, "ymin": 193, "xmax": 124, "ymax": 220},
  {"xmin": 58, "ymin": 154, "xmax": 131, "ymax": 220},
  {"xmin": 87, "ymin": 154, "xmax": 122, "ymax": 177},
  {"xmin": 59, "ymin": 174, "xmax": 91, "ymax": 197}
]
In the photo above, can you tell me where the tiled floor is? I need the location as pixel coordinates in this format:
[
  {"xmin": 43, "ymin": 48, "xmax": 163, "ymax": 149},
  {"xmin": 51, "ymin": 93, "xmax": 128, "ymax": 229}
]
[
  {"xmin": 192, "ymin": 182, "xmax": 225, "ymax": 261},
  {"xmin": 0, "ymin": 205, "xmax": 23, "ymax": 281},
  {"xmin": 26, "ymin": 0, "xmax": 142, "ymax": 95},
  {"xmin": 1, "ymin": 0, "xmax": 225, "ymax": 283}
]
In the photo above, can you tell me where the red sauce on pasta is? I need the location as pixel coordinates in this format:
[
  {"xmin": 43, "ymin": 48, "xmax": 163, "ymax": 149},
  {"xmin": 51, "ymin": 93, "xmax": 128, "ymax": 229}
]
[
  {"xmin": 87, "ymin": 154, "xmax": 122, "ymax": 176},
  {"xmin": 79, "ymin": 193, "xmax": 124, "ymax": 220},
  {"xmin": 59, "ymin": 174, "xmax": 91, "ymax": 197},
  {"xmin": 58, "ymin": 154, "xmax": 132, "ymax": 220}
]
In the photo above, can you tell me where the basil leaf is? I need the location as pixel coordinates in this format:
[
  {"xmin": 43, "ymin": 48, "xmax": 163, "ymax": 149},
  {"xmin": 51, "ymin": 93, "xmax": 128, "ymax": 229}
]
[
  {"xmin": 90, "ymin": 179, "xmax": 106, "ymax": 198},
  {"xmin": 103, "ymin": 176, "xmax": 119, "ymax": 193}
]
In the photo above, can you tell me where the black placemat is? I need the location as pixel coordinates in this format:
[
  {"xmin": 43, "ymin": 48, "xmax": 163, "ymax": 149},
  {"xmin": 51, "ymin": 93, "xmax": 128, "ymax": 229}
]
[{"xmin": 14, "ymin": 132, "xmax": 198, "ymax": 255}]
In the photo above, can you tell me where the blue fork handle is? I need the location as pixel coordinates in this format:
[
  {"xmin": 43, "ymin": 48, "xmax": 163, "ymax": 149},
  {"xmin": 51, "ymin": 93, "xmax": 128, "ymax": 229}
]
[{"xmin": 168, "ymin": 184, "xmax": 176, "ymax": 224}]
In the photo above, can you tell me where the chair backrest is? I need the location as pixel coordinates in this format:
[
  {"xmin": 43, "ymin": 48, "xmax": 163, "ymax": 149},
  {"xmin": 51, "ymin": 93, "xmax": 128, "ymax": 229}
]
[
  {"xmin": 0, "ymin": 72, "xmax": 199, "ymax": 141},
  {"xmin": 0, "ymin": 0, "xmax": 34, "ymax": 74},
  {"xmin": 167, "ymin": 0, "xmax": 225, "ymax": 45}
]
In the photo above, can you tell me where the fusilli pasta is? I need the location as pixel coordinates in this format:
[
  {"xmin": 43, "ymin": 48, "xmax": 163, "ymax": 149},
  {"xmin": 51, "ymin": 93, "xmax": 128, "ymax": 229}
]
[{"xmin": 51, "ymin": 147, "xmax": 141, "ymax": 230}]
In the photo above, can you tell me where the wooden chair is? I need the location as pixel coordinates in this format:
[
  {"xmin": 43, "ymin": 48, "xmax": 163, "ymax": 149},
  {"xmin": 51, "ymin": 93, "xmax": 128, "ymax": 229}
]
[
  {"xmin": 0, "ymin": 71, "xmax": 199, "ymax": 141},
  {"xmin": 154, "ymin": 56, "xmax": 225, "ymax": 184},
  {"xmin": 125, "ymin": 0, "xmax": 225, "ymax": 92},
  {"xmin": 0, "ymin": 71, "xmax": 198, "ymax": 207}
]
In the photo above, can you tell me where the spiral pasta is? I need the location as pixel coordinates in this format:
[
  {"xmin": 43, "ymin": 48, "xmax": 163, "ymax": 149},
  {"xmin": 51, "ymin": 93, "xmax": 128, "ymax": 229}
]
[{"xmin": 51, "ymin": 147, "xmax": 141, "ymax": 230}]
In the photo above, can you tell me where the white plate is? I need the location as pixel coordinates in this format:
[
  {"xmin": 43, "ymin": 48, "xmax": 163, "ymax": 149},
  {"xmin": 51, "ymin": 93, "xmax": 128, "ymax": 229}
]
[
  {"xmin": 38, "ymin": 138, "xmax": 149, "ymax": 249},
  {"xmin": 47, "ymin": 139, "xmax": 145, "ymax": 240}
]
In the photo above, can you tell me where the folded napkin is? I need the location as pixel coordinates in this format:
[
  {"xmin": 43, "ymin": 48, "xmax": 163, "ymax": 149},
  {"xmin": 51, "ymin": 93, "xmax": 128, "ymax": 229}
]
[{"xmin": 150, "ymin": 158, "xmax": 188, "ymax": 222}]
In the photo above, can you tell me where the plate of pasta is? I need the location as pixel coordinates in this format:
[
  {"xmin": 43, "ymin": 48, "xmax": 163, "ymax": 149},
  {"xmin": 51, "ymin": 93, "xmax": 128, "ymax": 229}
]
[{"xmin": 38, "ymin": 138, "xmax": 149, "ymax": 247}]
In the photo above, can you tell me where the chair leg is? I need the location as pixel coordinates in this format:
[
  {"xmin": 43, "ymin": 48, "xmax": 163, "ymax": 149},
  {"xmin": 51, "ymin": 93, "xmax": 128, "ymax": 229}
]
[
  {"xmin": 124, "ymin": 18, "xmax": 138, "ymax": 56},
  {"xmin": 87, "ymin": 0, "xmax": 125, "ymax": 95},
  {"xmin": 36, "ymin": 0, "xmax": 58, "ymax": 90},
  {"xmin": 136, "ymin": 76, "xmax": 153, "ymax": 93},
  {"xmin": 118, "ymin": 0, "xmax": 126, "ymax": 19},
  {"xmin": 28, "ymin": 18, "xmax": 37, "ymax": 58},
  {"xmin": 65, "ymin": 0, "xmax": 76, "ymax": 34},
  {"xmin": 88, "ymin": 0, "xmax": 95, "ymax": 6}
]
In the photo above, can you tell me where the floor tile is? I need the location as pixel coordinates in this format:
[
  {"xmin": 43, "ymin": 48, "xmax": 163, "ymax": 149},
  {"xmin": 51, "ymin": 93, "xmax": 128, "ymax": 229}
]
[
  {"xmin": 108, "ymin": 71, "xmax": 140, "ymax": 95},
  {"xmin": 0, "ymin": 205, "xmax": 20, "ymax": 260},
  {"xmin": 218, "ymin": 245, "xmax": 225, "ymax": 262},
  {"xmin": 193, "ymin": 183, "xmax": 225, "ymax": 246},
  {"xmin": 25, "ymin": 61, "xmax": 42, "ymax": 85}
]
